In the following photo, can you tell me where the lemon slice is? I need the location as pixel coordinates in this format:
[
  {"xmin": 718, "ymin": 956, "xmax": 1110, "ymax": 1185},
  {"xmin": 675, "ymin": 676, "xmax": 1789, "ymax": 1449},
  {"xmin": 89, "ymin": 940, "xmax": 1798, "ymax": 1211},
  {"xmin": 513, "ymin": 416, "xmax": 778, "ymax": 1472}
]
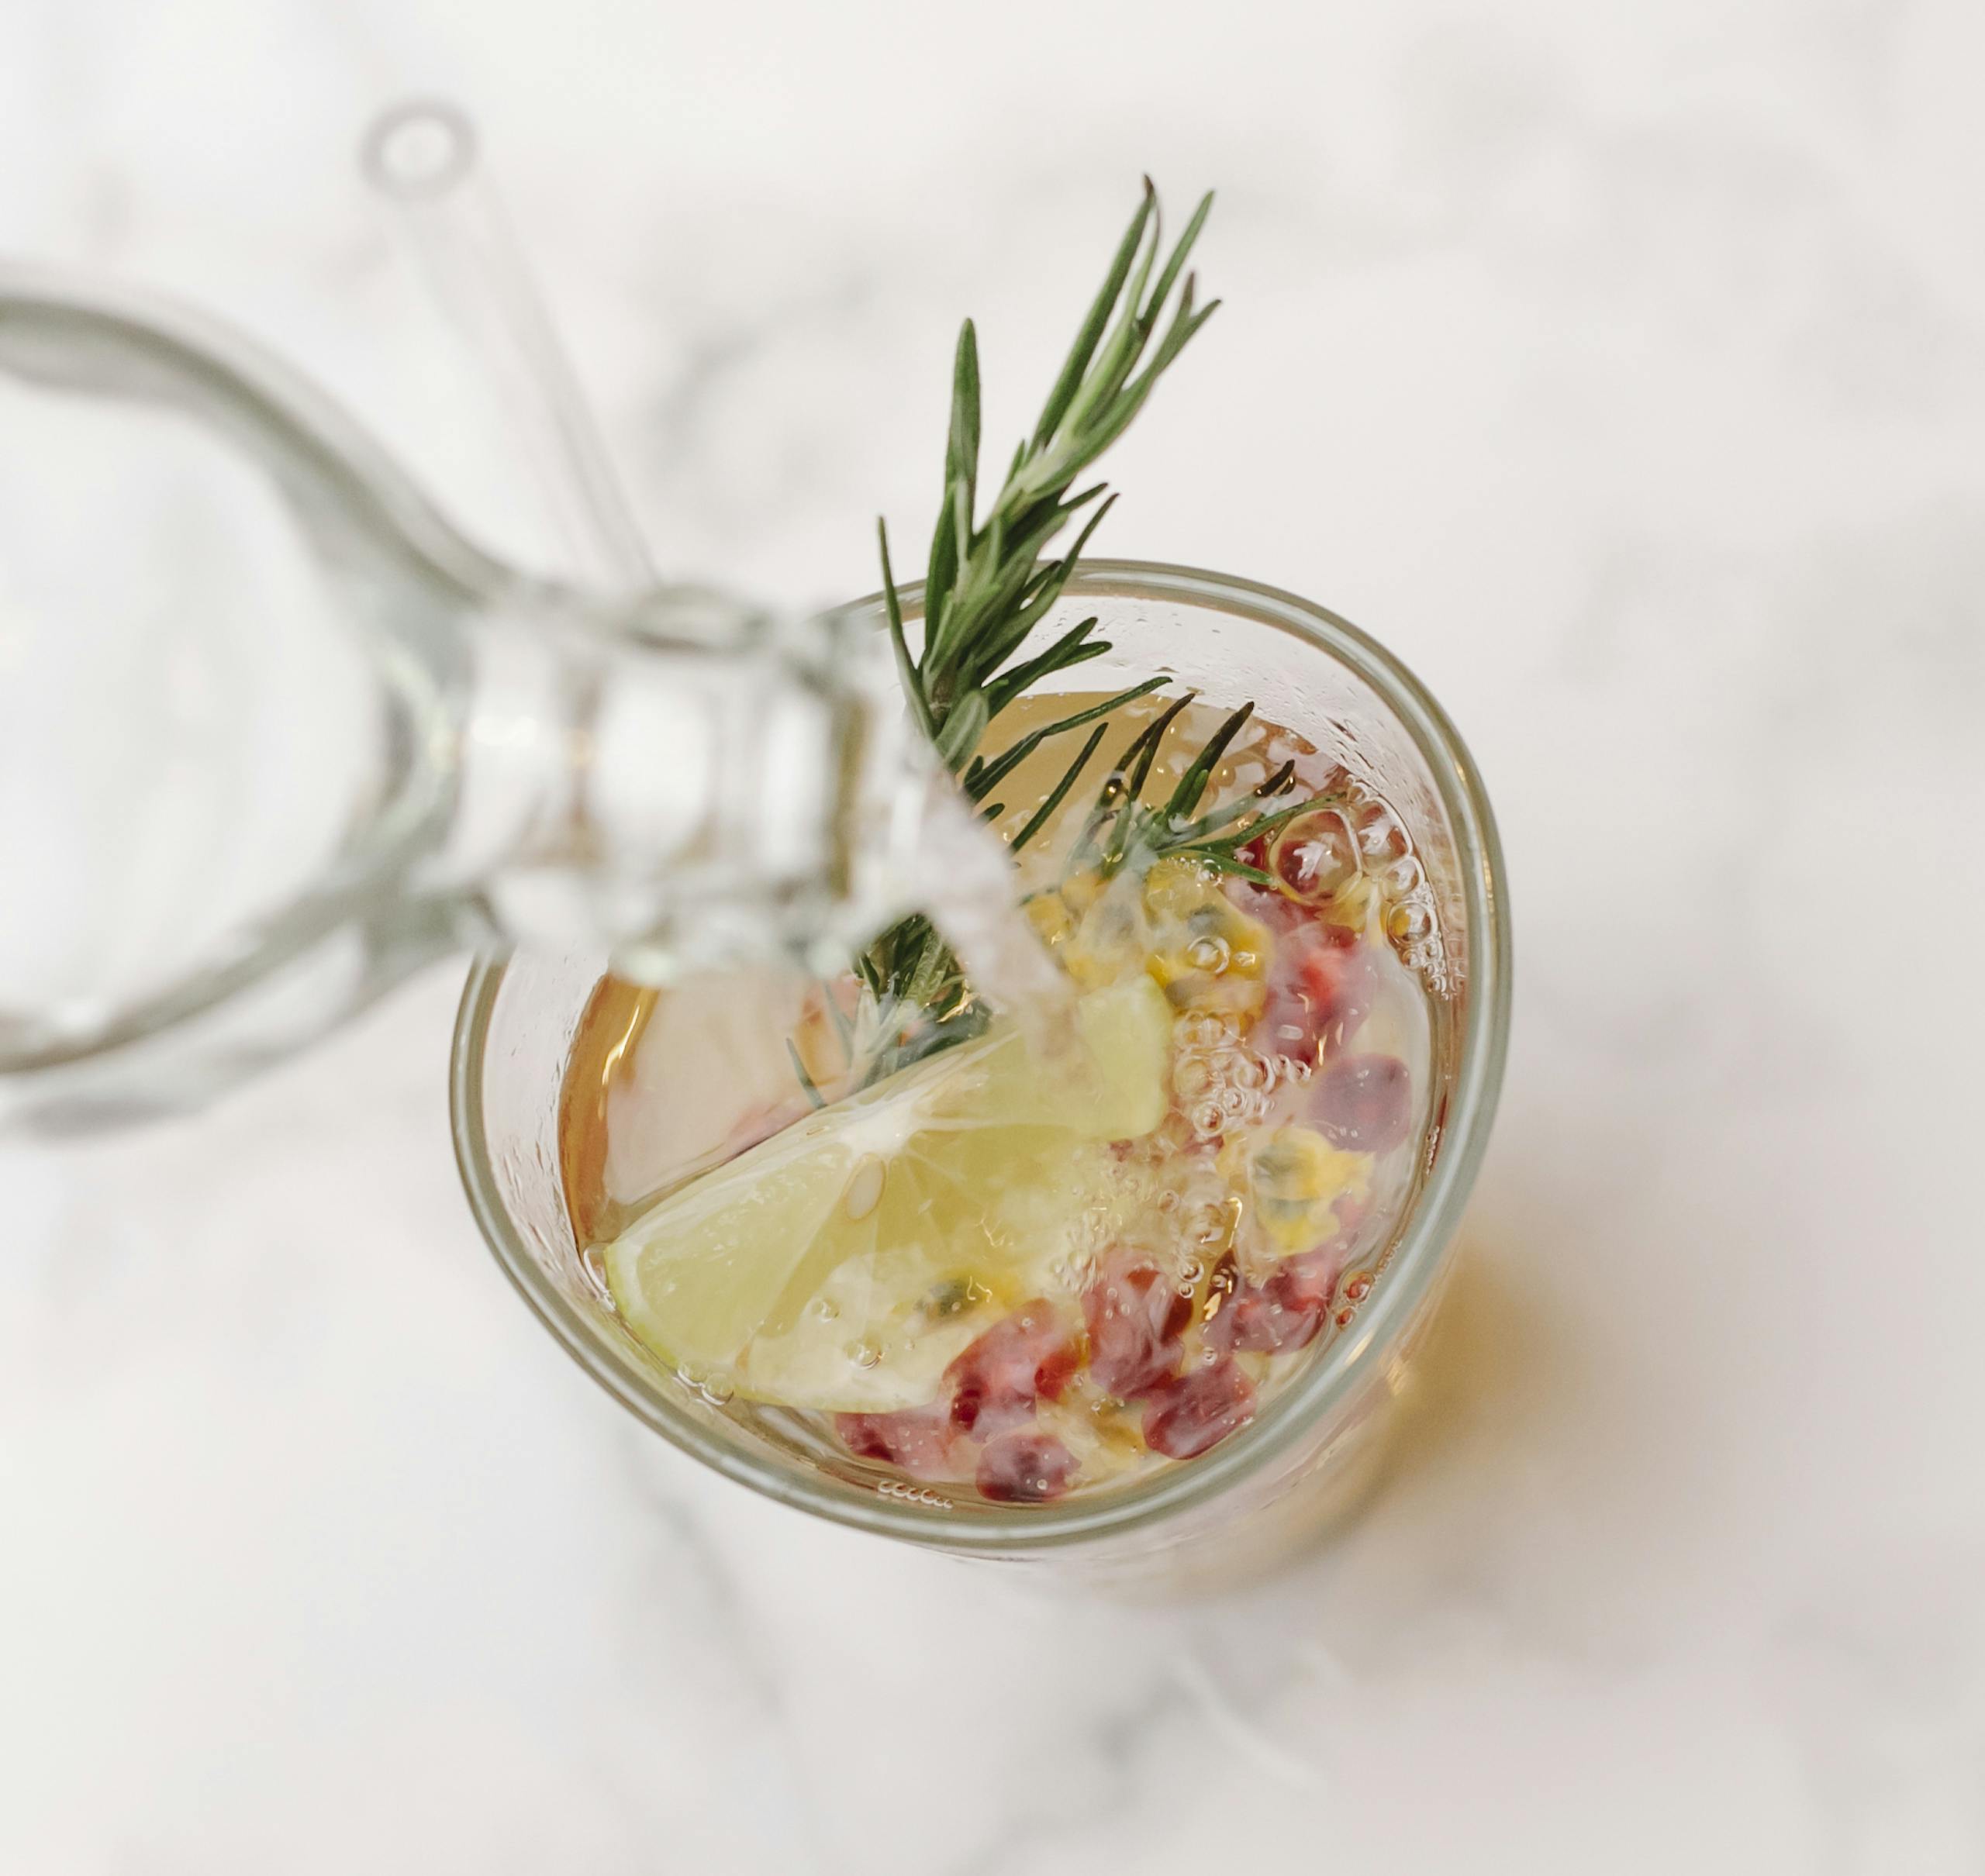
[{"xmin": 602, "ymin": 976, "xmax": 1172, "ymax": 1412}]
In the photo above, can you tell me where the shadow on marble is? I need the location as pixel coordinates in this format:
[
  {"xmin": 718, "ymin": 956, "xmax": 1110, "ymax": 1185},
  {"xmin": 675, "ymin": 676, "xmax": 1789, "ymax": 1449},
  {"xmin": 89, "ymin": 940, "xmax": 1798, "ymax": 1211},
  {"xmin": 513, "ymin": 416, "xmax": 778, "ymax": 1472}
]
[{"xmin": 1175, "ymin": 1217, "xmax": 1601, "ymax": 1603}]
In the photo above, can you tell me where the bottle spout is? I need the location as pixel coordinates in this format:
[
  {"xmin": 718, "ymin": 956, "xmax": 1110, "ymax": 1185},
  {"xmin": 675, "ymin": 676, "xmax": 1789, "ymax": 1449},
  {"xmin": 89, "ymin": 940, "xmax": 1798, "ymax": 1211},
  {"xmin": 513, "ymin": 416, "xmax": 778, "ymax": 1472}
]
[
  {"xmin": 444, "ymin": 575, "xmax": 1072, "ymax": 1058},
  {"xmin": 440, "ymin": 585, "xmax": 946, "ymax": 986}
]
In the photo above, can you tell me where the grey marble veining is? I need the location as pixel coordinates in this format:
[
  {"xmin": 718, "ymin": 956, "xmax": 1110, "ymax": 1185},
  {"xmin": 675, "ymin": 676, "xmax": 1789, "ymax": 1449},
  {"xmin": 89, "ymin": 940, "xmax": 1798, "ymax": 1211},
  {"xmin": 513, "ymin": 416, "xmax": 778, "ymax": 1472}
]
[{"xmin": 4, "ymin": 1, "xmax": 1983, "ymax": 1870}]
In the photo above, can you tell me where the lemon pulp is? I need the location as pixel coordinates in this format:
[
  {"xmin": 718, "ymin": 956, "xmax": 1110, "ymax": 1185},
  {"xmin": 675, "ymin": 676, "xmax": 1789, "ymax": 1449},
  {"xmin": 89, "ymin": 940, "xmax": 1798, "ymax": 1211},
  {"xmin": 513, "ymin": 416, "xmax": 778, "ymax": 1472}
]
[{"xmin": 602, "ymin": 976, "xmax": 1172, "ymax": 1412}]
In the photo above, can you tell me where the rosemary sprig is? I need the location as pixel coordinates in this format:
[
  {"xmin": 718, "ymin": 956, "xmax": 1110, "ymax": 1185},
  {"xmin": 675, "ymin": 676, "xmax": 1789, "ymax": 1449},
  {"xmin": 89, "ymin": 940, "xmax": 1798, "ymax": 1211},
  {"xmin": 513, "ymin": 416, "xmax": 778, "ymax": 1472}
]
[
  {"xmin": 848, "ymin": 183, "xmax": 1220, "ymax": 1080},
  {"xmin": 846, "ymin": 182, "xmax": 1340, "ymax": 1086},
  {"xmin": 880, "ymin": 178, "xmax": 1219, "ymax": 771}
]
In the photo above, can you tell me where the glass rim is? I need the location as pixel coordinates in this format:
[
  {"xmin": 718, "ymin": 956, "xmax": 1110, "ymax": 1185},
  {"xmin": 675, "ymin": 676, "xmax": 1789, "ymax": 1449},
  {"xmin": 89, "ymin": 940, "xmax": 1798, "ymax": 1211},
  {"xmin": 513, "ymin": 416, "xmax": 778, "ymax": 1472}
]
[{"xmin": 451, "ymin": 558, "xmax": 1513, "ymax": 1550}]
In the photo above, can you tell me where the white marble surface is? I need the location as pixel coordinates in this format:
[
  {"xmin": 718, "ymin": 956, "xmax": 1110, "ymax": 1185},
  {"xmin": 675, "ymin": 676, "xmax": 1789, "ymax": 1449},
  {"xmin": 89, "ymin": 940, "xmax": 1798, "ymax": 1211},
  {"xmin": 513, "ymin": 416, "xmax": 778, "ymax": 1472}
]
[{"xmin": 5, "ymin": 1, "xmax": 1985, "ymax": 1869}]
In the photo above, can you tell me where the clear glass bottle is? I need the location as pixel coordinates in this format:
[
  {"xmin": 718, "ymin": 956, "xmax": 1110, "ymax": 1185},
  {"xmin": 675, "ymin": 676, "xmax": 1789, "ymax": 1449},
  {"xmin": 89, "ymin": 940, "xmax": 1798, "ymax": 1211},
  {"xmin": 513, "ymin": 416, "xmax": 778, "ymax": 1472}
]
[{"xmin": 0, "ymin": 277, "xmax": 931, "ymax": 1132}]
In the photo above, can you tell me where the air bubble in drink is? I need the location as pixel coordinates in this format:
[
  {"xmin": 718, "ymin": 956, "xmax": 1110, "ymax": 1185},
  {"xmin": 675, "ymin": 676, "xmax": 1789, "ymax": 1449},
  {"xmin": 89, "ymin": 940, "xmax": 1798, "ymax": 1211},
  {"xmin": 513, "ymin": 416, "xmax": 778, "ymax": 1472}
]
[
  {"xmin": 1386, "ymin": 896, "xmax": 1435, "ymax": 945},
  {"xmin": 1186, "ymin": 933, "xmax": 1231, "ymax": 973},
  {"xmin": 1353, "ymin": 800, "xmax": 1408, "ymax": 861},
  {"xmin": 1269, "ymin": 807, "xmax": 1360, "ymax": 901},
  {"xmin": 1179, "ymin": 1013, "xmax": 1224, "ymax": 1050},
  {"xmin": 1381, "ymin": 854, "xmax": 1424, "ymax": 898}
]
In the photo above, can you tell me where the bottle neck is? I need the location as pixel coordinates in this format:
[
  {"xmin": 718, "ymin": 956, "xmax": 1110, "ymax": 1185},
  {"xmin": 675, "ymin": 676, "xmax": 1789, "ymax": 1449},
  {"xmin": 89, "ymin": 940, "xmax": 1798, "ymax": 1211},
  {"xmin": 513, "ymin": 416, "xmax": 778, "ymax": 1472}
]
[{"xmin": 436, "ymin": 585, "xmax": 930, "ymax": 981}]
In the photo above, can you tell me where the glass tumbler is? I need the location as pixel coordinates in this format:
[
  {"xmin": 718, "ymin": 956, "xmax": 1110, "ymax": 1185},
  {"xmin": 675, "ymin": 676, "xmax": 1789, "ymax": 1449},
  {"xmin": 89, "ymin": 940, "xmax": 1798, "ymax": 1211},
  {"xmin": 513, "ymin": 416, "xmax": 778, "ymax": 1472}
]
[{"xmin": 452, "ymin": 561, "xmax": 1510, "ymax": 1585}]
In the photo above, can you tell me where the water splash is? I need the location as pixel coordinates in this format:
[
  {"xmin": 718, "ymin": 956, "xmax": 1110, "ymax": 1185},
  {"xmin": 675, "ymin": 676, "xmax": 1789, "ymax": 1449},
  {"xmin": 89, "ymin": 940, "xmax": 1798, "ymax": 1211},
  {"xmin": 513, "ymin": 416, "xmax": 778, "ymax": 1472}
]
[{"xmin": 911, "ymin": 775, "xmax": 1083, "ymax": 1073}]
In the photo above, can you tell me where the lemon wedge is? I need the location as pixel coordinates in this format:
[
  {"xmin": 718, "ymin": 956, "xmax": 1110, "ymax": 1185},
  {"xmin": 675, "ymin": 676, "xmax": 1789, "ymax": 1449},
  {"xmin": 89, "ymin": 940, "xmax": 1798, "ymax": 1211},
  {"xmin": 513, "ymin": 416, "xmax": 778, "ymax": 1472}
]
[{"xmin": 602, "ymin": 976, "xmax": 1172, "ymax": 1412}]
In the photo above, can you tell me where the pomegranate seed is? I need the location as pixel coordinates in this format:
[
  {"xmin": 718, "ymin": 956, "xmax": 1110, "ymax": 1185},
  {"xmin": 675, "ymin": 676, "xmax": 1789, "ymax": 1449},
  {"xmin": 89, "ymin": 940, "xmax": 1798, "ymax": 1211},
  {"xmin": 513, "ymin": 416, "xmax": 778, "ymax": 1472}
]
[
  {"xmin": 945, "ymin": 1300, "xmax": 1082, "ymax": 1433},
  {"xmin": 1142, "ymin": 1357, "xmax": 1258, "ymax": 1460},
  {"xmin": 1207, "ymin": 1244, "xmax": 1342, "ymax": 1355},
  {"xmin": 834, "ymin": 1403, "xmax": 960, "ymax": 1478},
  {"xmin": 1312, "ymin": 1053, "xmax": 1414, "ymax": 1152},
  {"xmin": 1082, "ymin": 1248, "xmax": 1191, "ymax": 1399},
  {"xmin": 976, "ymin": 1429, "xmax": 1079, "ymax": 1503},
  {"xmin": 1255, "ymin": 923, "xmax": 1374, "ymax": 1064}
]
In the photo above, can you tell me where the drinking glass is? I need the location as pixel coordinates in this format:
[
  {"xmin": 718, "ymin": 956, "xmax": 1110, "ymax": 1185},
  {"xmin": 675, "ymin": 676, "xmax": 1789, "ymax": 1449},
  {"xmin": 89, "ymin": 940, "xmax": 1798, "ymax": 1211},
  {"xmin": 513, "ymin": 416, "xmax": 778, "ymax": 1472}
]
[{"xmin": 452, "ymin": 561, "xmax": 1511, "ymax": 1583}]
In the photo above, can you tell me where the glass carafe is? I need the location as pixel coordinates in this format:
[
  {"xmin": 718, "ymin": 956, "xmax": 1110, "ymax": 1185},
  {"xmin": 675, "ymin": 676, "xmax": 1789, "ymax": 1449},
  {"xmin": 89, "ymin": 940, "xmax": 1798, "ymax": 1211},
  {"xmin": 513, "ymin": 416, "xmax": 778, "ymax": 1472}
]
[{"xmin": 0, "ymin": 274, "xmax": 932, "ymax": 1133}]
